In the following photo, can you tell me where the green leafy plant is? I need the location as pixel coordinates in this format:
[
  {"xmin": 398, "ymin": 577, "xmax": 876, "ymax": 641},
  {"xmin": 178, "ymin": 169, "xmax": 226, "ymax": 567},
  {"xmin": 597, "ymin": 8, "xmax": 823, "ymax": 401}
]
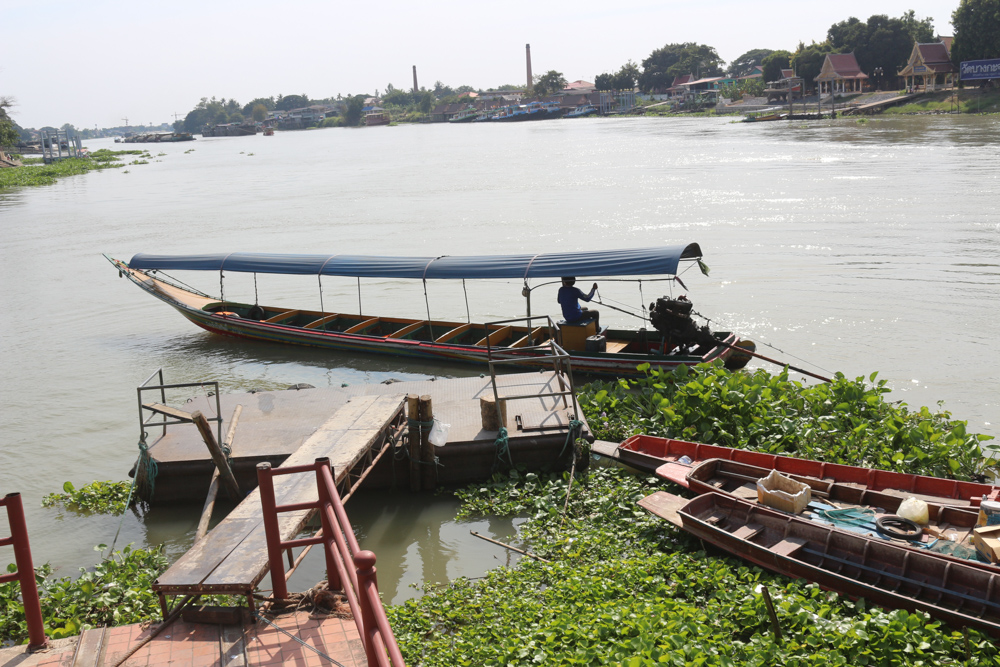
[
  {"xmin": 389, "ymin": 468, "xmax": 996, "ymax": 665},
  {"xmin": 0, "ymin": 545, "xmax": 168, "ymax": 644},
  {"xmin": 578, "ymin": 363, "xmax": 996, "ymax": 481},
  {"xmin": 42, "ymin": 480, "xmax": 135, "ymax": 515}
]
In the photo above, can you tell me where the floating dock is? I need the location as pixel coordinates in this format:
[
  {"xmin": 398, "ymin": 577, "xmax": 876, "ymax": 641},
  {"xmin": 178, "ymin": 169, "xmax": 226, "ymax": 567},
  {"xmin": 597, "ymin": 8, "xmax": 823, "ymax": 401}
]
[{"xmin": 139, "ymin": 372, "xmax": 590, "ymax": 503}]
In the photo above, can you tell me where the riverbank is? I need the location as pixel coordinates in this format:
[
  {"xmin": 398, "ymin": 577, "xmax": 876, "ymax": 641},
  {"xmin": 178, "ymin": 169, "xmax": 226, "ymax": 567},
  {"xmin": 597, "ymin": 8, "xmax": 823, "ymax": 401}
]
[{"xmin": 883, "ymin": 89, "xmax": 1000, "ymax": 115}]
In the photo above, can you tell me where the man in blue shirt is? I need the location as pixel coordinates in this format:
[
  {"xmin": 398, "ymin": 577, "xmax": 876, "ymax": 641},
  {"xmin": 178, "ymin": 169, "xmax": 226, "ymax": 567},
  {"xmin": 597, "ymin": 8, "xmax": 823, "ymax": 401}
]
[{"xmin": 557, "ymin": 277, "xmax": 599, "ymax": 330}]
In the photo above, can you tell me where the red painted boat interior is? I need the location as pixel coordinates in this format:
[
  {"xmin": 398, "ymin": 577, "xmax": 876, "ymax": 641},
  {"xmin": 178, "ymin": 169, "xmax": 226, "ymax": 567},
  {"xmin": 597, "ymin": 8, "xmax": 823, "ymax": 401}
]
[{"xmin": 621, "ymin": 434, "xmax": 999, "ymax": 504}]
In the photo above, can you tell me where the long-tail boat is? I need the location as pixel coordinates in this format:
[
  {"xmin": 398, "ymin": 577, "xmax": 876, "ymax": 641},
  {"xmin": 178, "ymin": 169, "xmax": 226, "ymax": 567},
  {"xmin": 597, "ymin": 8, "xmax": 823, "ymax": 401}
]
[
  {"xmin": 105, "ymin": 245, "xmax": 753, "ymax": 377},
  {"xmin": 640, "ymin": 490, "xmax": 1000, "ymax": 637},
  {"xmin": 619, "ymin": 434, "xmax": 1000, "ymax": 506}
]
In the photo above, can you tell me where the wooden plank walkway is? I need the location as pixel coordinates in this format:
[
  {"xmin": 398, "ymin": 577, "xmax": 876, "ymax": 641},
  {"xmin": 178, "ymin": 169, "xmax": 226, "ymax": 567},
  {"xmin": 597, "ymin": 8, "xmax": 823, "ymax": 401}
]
[{"xmin": 152, "ymin": 394, "xmax": 405, "ymax": 607}]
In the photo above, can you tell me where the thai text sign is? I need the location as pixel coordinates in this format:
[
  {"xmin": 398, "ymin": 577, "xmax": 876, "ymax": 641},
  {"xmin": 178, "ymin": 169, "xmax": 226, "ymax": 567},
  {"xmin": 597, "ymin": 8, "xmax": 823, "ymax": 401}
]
[{"xmin": 961, "ymin": 59, "xmax": 1000, "ymax": 80}]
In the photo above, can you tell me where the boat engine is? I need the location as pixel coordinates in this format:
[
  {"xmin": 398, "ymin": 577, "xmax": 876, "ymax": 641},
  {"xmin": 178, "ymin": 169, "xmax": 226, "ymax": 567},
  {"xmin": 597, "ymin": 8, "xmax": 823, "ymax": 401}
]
[{"xmin": 648, "ymin": 296, "xmax": 715, "ymax": 349}]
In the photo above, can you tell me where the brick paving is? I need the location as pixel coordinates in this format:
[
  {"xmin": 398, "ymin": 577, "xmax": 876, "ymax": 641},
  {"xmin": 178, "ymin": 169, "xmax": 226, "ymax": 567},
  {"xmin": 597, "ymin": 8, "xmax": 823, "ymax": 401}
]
[{"xmin": 0, "ymin": 611, "xmax": 367, "ymax": 666}]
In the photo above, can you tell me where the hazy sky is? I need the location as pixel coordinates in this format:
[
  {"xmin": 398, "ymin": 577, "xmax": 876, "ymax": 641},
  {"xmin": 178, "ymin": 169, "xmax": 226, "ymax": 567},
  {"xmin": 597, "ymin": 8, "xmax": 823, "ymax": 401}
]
[{"xmin": 4, "ymin": 0, "xmax": 955, "ymax": 129}]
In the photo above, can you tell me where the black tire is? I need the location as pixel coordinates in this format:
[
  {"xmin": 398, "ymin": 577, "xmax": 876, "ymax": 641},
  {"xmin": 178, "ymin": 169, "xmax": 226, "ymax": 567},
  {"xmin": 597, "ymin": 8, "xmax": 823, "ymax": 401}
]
[{"xmin": 875, "ymin": 515, "xmax": 922, "ymax": 541}]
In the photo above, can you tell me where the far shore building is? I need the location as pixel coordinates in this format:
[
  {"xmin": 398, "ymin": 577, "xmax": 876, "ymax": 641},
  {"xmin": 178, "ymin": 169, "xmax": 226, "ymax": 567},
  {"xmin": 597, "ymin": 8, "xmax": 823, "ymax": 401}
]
[
  {"xmin": 765, "ymin": 69, "xmax": 804, "ymax": 102},
  {"xmin": 815, "ymin": 53, "xmax": 868, "ymax": 95},
  {"xmin": 561, "ymin": 80, "xmax": 596, "ymax": 95},
  {"xmin": 897, "ymin": 40, "xmax": 958, "ymax": 92}
]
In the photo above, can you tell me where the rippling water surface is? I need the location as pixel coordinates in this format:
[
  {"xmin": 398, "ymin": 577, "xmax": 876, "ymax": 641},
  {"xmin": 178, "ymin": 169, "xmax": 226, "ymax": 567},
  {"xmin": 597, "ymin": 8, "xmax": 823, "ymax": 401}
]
[{"xmin": 1, "ymin": 116, "xmax": 998, "ymax": 600}]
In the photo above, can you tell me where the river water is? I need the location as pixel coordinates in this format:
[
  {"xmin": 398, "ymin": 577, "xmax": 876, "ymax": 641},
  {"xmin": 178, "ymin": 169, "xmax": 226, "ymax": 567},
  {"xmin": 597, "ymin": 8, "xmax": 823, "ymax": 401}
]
[{"xmin": 1, "ymin": 115, "xmax": 998, "ymax": 602}]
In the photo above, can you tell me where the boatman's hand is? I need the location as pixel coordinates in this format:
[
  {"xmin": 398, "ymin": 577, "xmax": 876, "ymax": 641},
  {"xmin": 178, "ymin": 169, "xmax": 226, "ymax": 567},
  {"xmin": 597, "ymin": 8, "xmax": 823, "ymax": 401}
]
[{"xmin": 591, "ymin": 283, "xmax": 598, "ymax": 292}]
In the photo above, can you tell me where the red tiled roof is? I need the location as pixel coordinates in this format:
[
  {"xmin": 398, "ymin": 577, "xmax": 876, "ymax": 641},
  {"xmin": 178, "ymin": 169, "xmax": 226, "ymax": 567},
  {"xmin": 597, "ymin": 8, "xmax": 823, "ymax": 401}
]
[
  {"xmin": 826, "ymin": 53, "xmax": 865, "ymax": 77},
  {"xmin": 917, "ymin": 42, "xmax": 952, "ymax": 65},
  {"xmin": 780, "ymin": 69, "xmax": 795, "ymax": 79}
]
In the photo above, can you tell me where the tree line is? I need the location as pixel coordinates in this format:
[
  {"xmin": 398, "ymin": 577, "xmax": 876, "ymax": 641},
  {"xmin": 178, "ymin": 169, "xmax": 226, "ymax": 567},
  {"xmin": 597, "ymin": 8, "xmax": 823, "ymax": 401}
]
[{"xmin": 595, "ymin": 3, "xmax": 999, "ymax": 94}]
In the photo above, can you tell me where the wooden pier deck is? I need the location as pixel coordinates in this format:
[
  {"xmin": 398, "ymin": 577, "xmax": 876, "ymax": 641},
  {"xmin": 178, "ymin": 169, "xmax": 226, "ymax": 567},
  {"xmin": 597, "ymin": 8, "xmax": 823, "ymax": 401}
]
[
  {"xmin": 152, "ymin": 395, "xmax": 405, "ymax": 610},
  {"xmin": 842, "ymin": 93, "xmax": 917, "ymax": 115},
  {"xmin": 143, "ymin": 372, "xmax": 589, "ymax": 501}
]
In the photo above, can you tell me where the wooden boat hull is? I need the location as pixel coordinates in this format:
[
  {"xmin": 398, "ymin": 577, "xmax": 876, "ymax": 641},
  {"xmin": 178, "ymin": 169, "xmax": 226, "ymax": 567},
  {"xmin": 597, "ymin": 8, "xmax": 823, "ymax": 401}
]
[
  {"xmin": 652, "ymin": 491, "xmax": 1000, "ymax": 637},
  {"xmin": 620, "ymin": 434, "xmax": 999, "ymax": 506},
  {"xmin": 112, "ymin": 261, "xmax": 745, "ymax": 377}
]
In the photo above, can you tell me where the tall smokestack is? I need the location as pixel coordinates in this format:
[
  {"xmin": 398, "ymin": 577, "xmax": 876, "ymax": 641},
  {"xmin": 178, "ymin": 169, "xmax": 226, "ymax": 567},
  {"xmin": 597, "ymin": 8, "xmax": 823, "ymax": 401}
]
[
  {"xmin": 526, "ymin": 44, "xmax": 533, "ymax": 91},
  {"xmin": 412, "ymin": 66, "xmax": 419, "ymax": 95}
]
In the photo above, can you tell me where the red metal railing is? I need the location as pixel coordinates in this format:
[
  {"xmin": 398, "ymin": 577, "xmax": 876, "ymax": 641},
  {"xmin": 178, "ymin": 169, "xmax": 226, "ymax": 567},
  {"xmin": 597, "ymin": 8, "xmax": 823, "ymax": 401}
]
[
  {"xmin": 0, "ymin": 493, "xmax": 48, "ymax": 650},
  {"xmin": 257, "ymin": 458, "xmax": 406, "ymax": 667}
]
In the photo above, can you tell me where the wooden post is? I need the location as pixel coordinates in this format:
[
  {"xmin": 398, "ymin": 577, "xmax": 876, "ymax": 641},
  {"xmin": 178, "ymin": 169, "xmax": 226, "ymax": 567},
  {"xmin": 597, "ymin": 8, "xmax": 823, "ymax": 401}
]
[
  {"xmin": 192, "ymin": 410, "xmax": 242, "ymax": 500},
  {"xmin": 480, "ymin": 394, "xmax": 506, "ymax": 430},
  {"xmin": 407, "ymin": 394, "xmax": 420, "ymax": 492},
  {"xmin": 195, "ymin": 405, "xmax": 242, "ymax": 542},
  {"xmin": 419, "ymin": 395, "xmax": 435, "ymax": 491}
]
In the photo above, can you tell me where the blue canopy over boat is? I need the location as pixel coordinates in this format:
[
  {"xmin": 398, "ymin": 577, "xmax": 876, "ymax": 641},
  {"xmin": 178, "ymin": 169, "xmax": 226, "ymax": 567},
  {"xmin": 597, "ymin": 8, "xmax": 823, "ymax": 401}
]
[{"xmin": 128, "ymin": 245, "xmax": 704, "ymax": 280}]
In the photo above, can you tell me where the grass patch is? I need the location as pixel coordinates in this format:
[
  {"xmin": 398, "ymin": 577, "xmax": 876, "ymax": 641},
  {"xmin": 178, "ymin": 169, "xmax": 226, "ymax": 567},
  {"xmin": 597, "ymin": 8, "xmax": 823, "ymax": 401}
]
[{"xmin": 883, "ymin": 89, "xmax": 1000, "ymax": 114}]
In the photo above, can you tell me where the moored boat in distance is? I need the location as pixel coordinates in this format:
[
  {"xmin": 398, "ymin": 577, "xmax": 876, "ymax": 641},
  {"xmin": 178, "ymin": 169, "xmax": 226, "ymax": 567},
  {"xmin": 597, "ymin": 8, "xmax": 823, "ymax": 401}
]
[
  {"xmin": 122, "ymin": 132, "xmax": 195, "ymax": 143},
  {"xmin": 203, "ymin": 123, "xmax": 257, "ymax": 137},
  {"xmin": 448, "ymin": 107, "xmax": 479, "ymax": 123},
  {"xmin": 105, "ymin": 245, "xmax": 753, "ymax": 377},
  {"xmin": 365, "ymin": 109, "xmax": 390, "ymax": 126},
  {"xmin": 565, "ymin": 104, "xmax": 597, "ymax": 118}
]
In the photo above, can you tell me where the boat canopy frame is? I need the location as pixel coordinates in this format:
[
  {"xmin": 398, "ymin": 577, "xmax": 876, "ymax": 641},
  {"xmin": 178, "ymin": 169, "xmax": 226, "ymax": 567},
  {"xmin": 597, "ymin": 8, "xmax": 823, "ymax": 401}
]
[
  {"xmin": 127, "ymin": 245, "xmax": 704, "ymax": 281},
  {"xmin": 124, "ymin": 245, "xmax": 708, "ymax": 332}
]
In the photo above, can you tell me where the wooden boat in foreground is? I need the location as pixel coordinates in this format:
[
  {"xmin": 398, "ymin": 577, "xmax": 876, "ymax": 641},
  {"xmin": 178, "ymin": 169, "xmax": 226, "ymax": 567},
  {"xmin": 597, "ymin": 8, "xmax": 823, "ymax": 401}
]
[
  {"xmin": 619, "ymin": 434, "xmax": 1000, "ymax": 506},
  {"xmin": 105, "ymin": 245, "xmax": 753, "ymax": 377},
  {"xmin": 685, "ymin": 457, "xmax": 997, "ymax": 570},
  {"xmin": 640, "ymin": 491, "xmax": 1000, "ymax": 637}
]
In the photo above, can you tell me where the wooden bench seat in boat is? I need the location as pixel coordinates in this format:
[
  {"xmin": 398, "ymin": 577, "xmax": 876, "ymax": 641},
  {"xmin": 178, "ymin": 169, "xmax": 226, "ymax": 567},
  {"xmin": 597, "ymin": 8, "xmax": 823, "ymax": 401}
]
[
  {"xmin": 732, "ymin": 523, "xmax": 765, "ymax": 540},
  {"xmin": 605, "ymin": 339, "xmax": 629, "ymax": 354},
  {"xmin": 436, "ymin": 323, "xmax": 472, "ymax": 344},
  {"xmin": 476, "ymin": 326, "xmax": 512, "ymax": 347},
  {"xmin": 772, "ymin": 537, "xmax": 808, "ymax": 557},
  {"xmin": 509, "ymin": 327, "xmax": 549, "ymax": 348},
  {"xmin": 343, "ymin": 317, "xmax": 380, "ymax": 334},
  {"xmin": 387, "ymin": 320, "xmax": 429, "ymax": 339},
  {"xmin": 303, "ymin": 314, "xmax": 340, "ymax": 330},
  {"xmin": 264, "ymin": 310, "xmax": 300, "ymax": 324}
]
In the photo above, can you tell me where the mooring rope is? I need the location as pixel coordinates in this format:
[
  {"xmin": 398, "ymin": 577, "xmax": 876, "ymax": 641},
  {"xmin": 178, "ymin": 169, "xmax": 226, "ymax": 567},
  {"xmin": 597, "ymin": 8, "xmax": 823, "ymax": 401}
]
[
  {"xmin": 134, "ymin": 433, "xmax": 158, "ymax": 501},
  {"xmin": 558, "ymin": 419, "xmax": 584, "ymax": 460},
  {"xmin": 493, "ymin": 426, "xmax": 514, "ymax": 473},
  {"xmin": 108, "ymin": 434, "xmax": 156, "ymax": 554}
]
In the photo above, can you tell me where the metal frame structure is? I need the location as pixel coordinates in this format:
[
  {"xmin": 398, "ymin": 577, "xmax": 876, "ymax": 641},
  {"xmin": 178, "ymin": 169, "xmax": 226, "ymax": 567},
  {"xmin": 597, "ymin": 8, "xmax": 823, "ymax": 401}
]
[
  {"xmin": 484, "ymin": 316, "xmax": 581, "ymax": 426},
  {"xmin": 257, "ymin": 458, "xmax": 406, "ymax": 667},
  {"xmin": 137, "ymin": 368, "xmax": 223, "ymax": 447},
  {"xmin": 0, "ymin": 493, "xmax": 48, "ymax": 650}
]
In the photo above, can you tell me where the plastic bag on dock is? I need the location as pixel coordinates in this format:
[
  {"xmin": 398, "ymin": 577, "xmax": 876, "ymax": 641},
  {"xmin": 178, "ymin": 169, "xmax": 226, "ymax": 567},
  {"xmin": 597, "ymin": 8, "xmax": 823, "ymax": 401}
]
[{"xmin": 428, "ymin": 420, "xmax": 451, "ymax": 447}]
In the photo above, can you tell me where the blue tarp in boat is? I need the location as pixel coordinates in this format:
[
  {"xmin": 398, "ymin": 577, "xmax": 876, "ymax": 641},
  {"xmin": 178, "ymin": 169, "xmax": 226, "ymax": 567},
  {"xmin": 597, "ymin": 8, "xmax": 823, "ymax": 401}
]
[{"xmin": 128, "ymin": 245, "xmax": 703, "ymax": 280}]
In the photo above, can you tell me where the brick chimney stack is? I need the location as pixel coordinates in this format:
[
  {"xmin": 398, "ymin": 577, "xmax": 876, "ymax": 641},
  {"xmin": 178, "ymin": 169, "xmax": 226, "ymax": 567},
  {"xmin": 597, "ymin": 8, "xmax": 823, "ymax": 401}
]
[
  {"xmin": 526, "ymin": 44, "xmax": 533, "ymax": 90},
  {"xmin": 412, "ymin": 66, "xmax": 419, "ymax": 95}
]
